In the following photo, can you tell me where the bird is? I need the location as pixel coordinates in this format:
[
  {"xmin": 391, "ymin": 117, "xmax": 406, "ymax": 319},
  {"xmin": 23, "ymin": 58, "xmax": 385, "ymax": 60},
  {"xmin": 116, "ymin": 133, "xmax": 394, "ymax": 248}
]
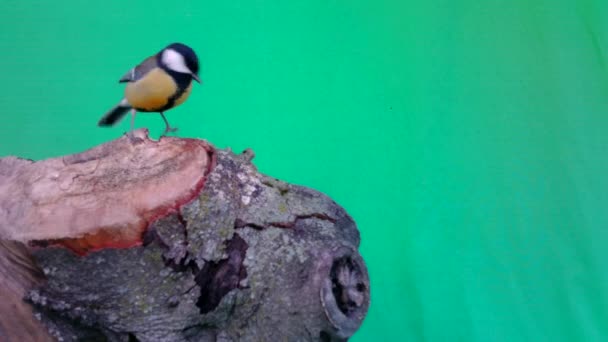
[{"xmin": 98, "ymin": 43, "xmax": 201, "ymax": 136}]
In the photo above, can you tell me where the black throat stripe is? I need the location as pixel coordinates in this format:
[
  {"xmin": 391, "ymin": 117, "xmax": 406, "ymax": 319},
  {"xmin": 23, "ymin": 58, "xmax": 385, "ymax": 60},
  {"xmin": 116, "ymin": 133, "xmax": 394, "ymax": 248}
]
[{"xmin": 159, "ymin": 68, "xmax": 193, "ymax": 112}]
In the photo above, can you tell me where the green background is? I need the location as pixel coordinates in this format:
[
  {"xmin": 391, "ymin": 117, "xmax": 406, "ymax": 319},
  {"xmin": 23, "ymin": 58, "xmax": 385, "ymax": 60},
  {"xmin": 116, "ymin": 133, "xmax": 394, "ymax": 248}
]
[{"xmin": 1, "ymin": 1, "xmax": 607, "ymax": 340}]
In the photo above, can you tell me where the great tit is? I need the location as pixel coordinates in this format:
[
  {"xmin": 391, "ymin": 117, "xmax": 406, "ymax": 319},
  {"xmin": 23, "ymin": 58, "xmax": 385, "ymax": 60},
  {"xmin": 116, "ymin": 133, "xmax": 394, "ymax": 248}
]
[{"xmin": 98, "ymin": 43, "xmax": 201, "ymax": 135}]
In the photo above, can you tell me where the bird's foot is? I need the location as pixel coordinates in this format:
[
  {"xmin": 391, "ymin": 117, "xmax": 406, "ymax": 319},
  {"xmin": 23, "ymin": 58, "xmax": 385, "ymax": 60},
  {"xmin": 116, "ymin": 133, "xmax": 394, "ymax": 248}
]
[
  {"xmin": 161, "ymin": 126, "xmax": 179, "ymax": 137},
  {"xmin": 127, "ymin": 131, "xmax": 144, "ymax": 144}
]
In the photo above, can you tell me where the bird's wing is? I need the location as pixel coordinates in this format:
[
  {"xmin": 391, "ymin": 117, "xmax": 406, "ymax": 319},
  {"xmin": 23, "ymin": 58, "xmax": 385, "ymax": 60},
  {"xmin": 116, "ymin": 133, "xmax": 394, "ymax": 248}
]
[{"xmin": 118, "ymin": 55, "xmax": 158, "ymax": 83}]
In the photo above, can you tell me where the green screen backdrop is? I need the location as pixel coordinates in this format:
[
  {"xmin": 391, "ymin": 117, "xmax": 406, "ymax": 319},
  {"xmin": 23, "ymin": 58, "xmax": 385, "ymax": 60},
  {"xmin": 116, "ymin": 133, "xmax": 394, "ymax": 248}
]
[{"xmin": 1, "ymin": 1, "xmax": 607, "ymax": 340}]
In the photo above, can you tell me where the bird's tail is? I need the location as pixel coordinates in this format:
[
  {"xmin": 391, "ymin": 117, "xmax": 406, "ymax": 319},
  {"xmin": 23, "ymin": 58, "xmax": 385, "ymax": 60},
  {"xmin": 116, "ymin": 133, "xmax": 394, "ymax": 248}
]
[{"xmin": 98, "ymin": 99, "xmax": 131, "ymax": 126}]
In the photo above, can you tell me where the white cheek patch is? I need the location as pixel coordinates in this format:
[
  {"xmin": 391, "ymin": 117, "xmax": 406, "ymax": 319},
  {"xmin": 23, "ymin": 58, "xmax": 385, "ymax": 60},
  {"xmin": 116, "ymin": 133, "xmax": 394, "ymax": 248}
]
[{"xmin": 162, "ymin": 49, "xmax": 191, "ymax": 74}]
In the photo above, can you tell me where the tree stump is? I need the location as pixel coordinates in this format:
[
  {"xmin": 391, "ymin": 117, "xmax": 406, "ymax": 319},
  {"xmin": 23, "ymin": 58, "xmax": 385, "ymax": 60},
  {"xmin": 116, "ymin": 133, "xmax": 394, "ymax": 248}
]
[{"xmin": 0, "ymin": 129, "xmax": 370, "ymax": 341}]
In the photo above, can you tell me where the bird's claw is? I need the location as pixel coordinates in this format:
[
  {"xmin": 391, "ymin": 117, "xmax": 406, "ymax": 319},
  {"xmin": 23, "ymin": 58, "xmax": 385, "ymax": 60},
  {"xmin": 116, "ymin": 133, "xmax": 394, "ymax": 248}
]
[
  {"xmin": 127, "ymin": 131, "xmax": 145, "ymax": 144},
  {"xmin": 161, "ymin": 127, "xmax": 179, "ymax": 137}
]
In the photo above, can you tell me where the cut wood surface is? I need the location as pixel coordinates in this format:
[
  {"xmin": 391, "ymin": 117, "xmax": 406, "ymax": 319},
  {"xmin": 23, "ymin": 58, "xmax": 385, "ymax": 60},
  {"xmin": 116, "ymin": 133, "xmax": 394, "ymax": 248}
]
[{"xmin": 0, "ymin": 129, "xmax": 214, "ymax": 254}]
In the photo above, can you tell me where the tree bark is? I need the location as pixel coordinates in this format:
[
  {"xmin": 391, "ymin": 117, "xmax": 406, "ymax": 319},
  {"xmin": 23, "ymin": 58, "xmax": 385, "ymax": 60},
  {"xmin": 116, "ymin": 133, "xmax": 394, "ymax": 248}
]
[{"xmin": 0, "ymin": 129, "xmax": 370, "ymax": 341}]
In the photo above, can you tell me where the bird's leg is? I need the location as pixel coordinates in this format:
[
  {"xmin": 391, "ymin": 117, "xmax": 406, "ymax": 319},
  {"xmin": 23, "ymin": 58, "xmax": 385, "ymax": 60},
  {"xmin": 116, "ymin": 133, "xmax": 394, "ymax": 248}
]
[
  {"xmin": 128, "ymin": 109, "xmax": 143, "ymax": 143},
  {"xmin": 130, "ymin": 108, "xmax": 137, "ymax": 133},
  {"xmin": 160, "ymin": 112, "xmax": 178, "ymax": 136}
]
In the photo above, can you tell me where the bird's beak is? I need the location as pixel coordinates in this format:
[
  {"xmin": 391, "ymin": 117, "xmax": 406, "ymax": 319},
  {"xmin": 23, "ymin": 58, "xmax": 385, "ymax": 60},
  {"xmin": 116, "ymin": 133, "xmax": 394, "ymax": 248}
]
[{"xmin": 192, "ymin": 73, "xmax": 201, "ymax": 84}]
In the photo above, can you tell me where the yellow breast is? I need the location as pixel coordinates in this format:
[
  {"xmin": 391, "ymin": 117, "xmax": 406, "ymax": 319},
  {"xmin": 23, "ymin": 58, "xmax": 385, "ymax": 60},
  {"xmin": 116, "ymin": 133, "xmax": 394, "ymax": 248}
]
[
  {"xmin": 173, "ymin": 83, "xmax": 193, "ymax": 107},
  {"xmin": 124, "ymin": 68, "xmax": 177, "ymax": 111}
]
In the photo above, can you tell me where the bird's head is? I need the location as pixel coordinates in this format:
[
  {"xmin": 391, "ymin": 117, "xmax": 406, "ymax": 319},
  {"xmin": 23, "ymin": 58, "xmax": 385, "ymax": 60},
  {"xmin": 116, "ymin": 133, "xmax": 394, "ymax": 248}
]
[{"xmin": 160, "ymin": 43, "xmax": 201, "ymax": 83}]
